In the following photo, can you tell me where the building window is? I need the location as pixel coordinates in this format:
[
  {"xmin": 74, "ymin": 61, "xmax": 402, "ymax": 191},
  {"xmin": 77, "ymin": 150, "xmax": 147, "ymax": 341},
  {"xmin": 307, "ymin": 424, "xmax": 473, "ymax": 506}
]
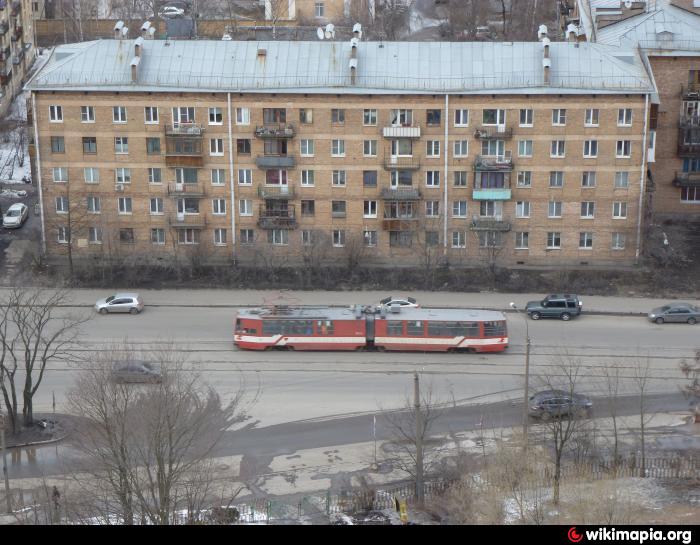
[
  {"xmin": 517, "ymin": 171, "xmax": 532, "ymax": 188},
  {"xmin": 146, "ymin": 137, "xmax": 161, "ymax": 154},
  {"xmin": 681, "ymin": 186, "xmax": 700, "ymax": 202},
  {"xmin": 315, "ymin": 1, "xmax": 325, "ymax": 17},
  {"xmin": 301, "ymin": 200, "xmax": 315, "ymax": 216},
  {"xmin": 113, "ymin": 106, "xmax": 127, "ymax": 123},
  {"xmin": 452, "ymin": 231, "xmax": 466, "ymax": 248},
  {"xmin": 177, "ymin": 229, "xmax": 200, "ymax": 245},
  {"xmin": 611, "ymin": 232, "xmax": 626, "ymax": 250},
  {"xmin": 301, "ymin": 230, "xmax": 314, "ymax": 246},
  {"xmin": 172, "ymin": 106, "xmax": 196, "ymax": 126},
  {"xmin": 390, "ymin": 231, "xmax": 413, "ymax": 247},
  {"xmin": 425, "ymin": 201, "xmax": 439, "ymax": 218},
  {"xmin": 331, "ymin": 139, "xmax": 345, "ymax": 157},
  {"xmin": 426, "ymin": 171, "xmax": 440, "ymax": 187},
  {"xmin": 426, "ymin": 109, "xmax": 441, "ymax": 126},
  {"xmin": 263, "ymin": 108, "xmax": 286, "ymax": 124},
  {"xmin": 583, "ymin": 140, "xmax": 598, "ymax": 158},
  {"xmin": 55, "ymin": 196, "xmax": 69, "ymax": 214},
  {"xmin": 547, "ymin": 232, "xmax": 561, "ymax": 249},
  {"xmin": 515, "ymin": 231, "xmax": 529, "ymax": 249},
  {"xmin": 332, "ymin": 170, "xmax": 346, "ymax": 186},
  {"xmin": 115, "ymin": 168, "xmax": 131, "ymax": 184},
  {"xmin": 209, "ymin": 107, "xmax": 223, "ymax": 125},
  {"xmin": 238, "ymin": 169, "xmax": 252, "ymax": 185},
  {"xmin": 391, "ymin": 170, "xmax": 413, "ymax": 187},
  {"xmin": 581, "ymin": 171, "xmax": 596, "ymax": 188},
  {"xmin": 236, "ymin": 108, "xmax": 250, "ymax": 125},
  {"xmin": 118, "ymin": 197, "xmax": 133, "ymax": 214},
  {"xmin": 331, "ymin": 109, "xmax": 345, "ymax": 124},
  {"xmin": 232, "ymin": 139, "xmax": 246, "ymax": 155},
  {"xmin": 515, "ymin": 201, "xmax": 530, "ymax": 218},
  {"xmin": 49, "ymin": 105, "xmax": 63, "ymax": 122},
  {"xmin": 81, "ymin": 106, "xmax": 95, "ymax": 123},
  {"xmin": 454, "ymin": 140, "xmax": 469, "ymax": 157},
  {"xmin": 332, "ymin": 229, "xmax": 345, "ymax": 247},
  {"xmin": 580, "ymin": 201, "xmax": 595, "ymax": 219},
  {"xmin": 239, "ymin": 199, "xmax": 253, "ymax": 216},
  {"xmin": 80, "ymin": 136, "xmax": 98, "ymax": 154},
  {"xmin": 51, "ymin": 136, "xmax": 65, "ymax": 153},
  {"xmin": 481, "ymin": 139, "xmax": 505, "ymax": 156},
  {"xmin": 84, "ymin": 167, "xmax": 99, "ymax": 184},
  {"xmin": 151, "ymin": 228, "xmax": 165, "ymax": 245},
  {"xmin": 300, "ymin": 139, "xmax": 314, "ymax": 156},
  {"xmin": 150, "ymin": 197, "xmax": 164, "ymax": 215},
  {"xmin": 479, "ymin": 231, "xmax": 502, "ymax": 248},
  {"xmin": 301, "ymin": 170, "xmax": 315, "ymax": 186},
  {"xmin": 214, "ymin": 229, "xmax": 227, "ymax": 245},
  {"xmin": 177, "ymin": 198, "xmax": 200, "ymax": 214},
  {"xmin": 363, "ymin": 109, "xmax": 377, "ymax": 126},
  {"xmin": 519, "ymin": 109, "xmax": 533, "ymax": 127},
  {"xmin": 209, "ymin": 169, "xmax": 225, "ymax": 185},
  {"xmin": 549, "ymin": 171, "xmax": 564, "ymax": 187},
  {"xmin": 331, "ymin": 200, "xmax": 346, "ymax": 218},
  {"xmin": 57, "ymin": 227, "xmax": 68, "ymax": 244},
  {"xmin": 175, "ymin": 168, "xmax": 198, "ymax": 184},
  {"xmin": 584, "ymin": 108, "xmax": 599, "ymax": 127},
  {"xmin": 480, "ymin": 201, "xmax": 500, "ymax": 217},
  {"xmin": 425, "ymin": 231, "xmax": 439, "ymax": 247},
  {"xmin": 454, "ymin": 171, "xmax": 468, "ymax": 187},
  {"xmin": 363, "ymin": 140, "xmax": 377, "ymax": 157},
  {"xmin": 426, "ymin": 140, "xmax": 440, "ymax": 157},
  {"xmin": 114, "ymin": 137, "xmax": 129, "ymax": 154},
  {"xmin": 363, "ymin": 230, "xmax": 377, "ymax": 247},
  {"xmin": 299, "ymin": 109, "xmax": 313, "ymax": 124},
  {"xmin": 518, "ymin": 140, "xmax": 532, "ymax": 157},
  {"xmin": 240, "ymin": 229, "xmax": 255, "ymax": 244},
  {"xmin": 613, "ymin": 201, "xmax": 628, "ymax": 218},
  {"xmin": 618, "ymin": 108, "xmax": 633, "ymax": 126},
  {"xmin": 482, "ymin": 109, "xmax": 505, "ymax": 125},
  {"xmin": 454, "ymin": 109, "xmax": 469, "ymax": 127},
  {"xmin": 615, "ymin": 171, "xmax": 630, "ymax": 189},
  {"xmin": 87, "ymin": 196, "xmax": 101, "ymax": 214},
  {"xmin": 363, "ymin": 170, "xmax": 377, "ymax": 187},
  {"xmin": 89, "ymin": 227, "xmax": 102, "ymax": 244},
  {"xmin": 52, "ymin": 167, "xmax": 69, "ymax": 183},
  {"xmin": 550, "ymin": 140, "xmax": 566, "ymax": 158},
  {"xmin": 616, "ymin": 140, "xmax": 631, "ymax": 158},
  {"xmin": 212, "ymin": 199, "xmax": 226, "ymax": 215},
  {"xmin": 144, "ymin": 106, "xmax": 158, "ymax": 124},
  {"xmin": 579, "ymin": 232, "xmax": 593, "ymax": 249},
  {"xmin": 364, "ymin": 200, "xmax": 377, "ymax": 218},
  {"xmin": 452, "ymin": 200, "xmax": 467, "ymax": 217},
  {"xmin": 548, "ymin": 201, "xmax": 562, "ymax": 218},
  {"xmin": 120, "ymin": 229, "xmax": 135, "ymax": 244},
  {"xmin": 552, "ymin": 108, "xmax": 566, "ymax": 126},
  {"xmin": 390, "ymin": 109, "xmax": 413, "ymax": 126}
]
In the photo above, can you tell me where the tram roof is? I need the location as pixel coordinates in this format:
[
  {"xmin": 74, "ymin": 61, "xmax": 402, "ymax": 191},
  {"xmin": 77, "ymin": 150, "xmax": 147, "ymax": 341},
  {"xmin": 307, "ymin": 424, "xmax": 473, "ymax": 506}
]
[
  {"xmin": 237, "ymin": 306, "xmax": 506, "ymax": 322},
  {"xmin": 381, "ymin": 308, "xmax": 506, "ymax": 322}
]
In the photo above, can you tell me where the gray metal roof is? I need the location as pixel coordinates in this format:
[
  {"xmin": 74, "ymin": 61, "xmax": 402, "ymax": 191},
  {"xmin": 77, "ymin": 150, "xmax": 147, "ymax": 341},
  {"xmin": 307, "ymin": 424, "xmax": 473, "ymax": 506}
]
[{"xmin": 27, "ymin": 38, "xmax": 654, "ymax": 95}]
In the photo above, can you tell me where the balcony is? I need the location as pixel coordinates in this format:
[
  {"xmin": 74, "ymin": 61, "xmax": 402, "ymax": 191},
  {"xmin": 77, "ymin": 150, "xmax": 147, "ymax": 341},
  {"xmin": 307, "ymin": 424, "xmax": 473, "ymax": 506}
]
[
  {"xmin": 164, "ymin": 135, "xmax": 204, "ymax": 167},
  {"xmin": 381, "ymin": 217, "xmax": 420, "ymax": 231},
  {"xmin": 257, "ymin": 184, "xmax": 296, "ymax": 199},
  {"xmin": 469, "ymin": 217, "xmax": 511, "ymax": 232},
  {"xmin": 673, "ymin": 172, "xmax": 700, "ymax": 187},
  {"xmin": 165, "ymin": 123, "xmax": 205, "ymax": 136},
  {"xmin": 473, "ymin": 152, "xmax": 513, "ymax": 171},
  {"xmin": 678, "ymin": 130, "xmax": 700, "ymax": 157},
  {"xmin": 473, "ymin": 126, "xmax": 513, "ymax": 140},
  {"xmin": 383, "ymin": 155, "xmax": 421, "ymax": 170},
  {"xmin": 473, "ymin": 173, "xmax": 512, "ymax": 200},
  {"xmin": 256, "ymin": 154, "xmax": 295, "ymax": 169},
  {"xmin": 168, "ymin": 213, "xmax": 207, "ymax": 228},
  {"xmin": 380, "ymin": 186, "xmax": 422, "ymax": 200},
  {"xmin": 382, "ymin": 123, "xmax": 421, "ymax": 139},
  {"xmin": 257, "ymin": 205, "xmax": 297, "ymax": 229},
  {"xmin": 255, "ymin": 124, "xmax": 295, "ymax": 139},
  {"xmin": 473, "ymin": 187, "xmax": 512, "ymax": 200},
  {"xmin": 11, "ymin": 26, "xmax": 22, "ymax": 41},
  {"xmin": 167, "ymin": 182, "xmax": 205, "ymax": 197},
  {"xmin": 681, "ymin": 83, "xmax": 700, "ymax": 99},
  {"xmin": 680, "ymin": 115, "xmax": 700, "ymax": 129}
]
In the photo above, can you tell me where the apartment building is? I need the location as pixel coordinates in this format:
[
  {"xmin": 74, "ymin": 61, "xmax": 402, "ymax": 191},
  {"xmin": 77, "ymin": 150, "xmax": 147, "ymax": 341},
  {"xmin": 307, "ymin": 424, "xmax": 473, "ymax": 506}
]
[
  {"xmin": 27, "ymin": 37, "xmax": 654, "ymax": 268},
  {"xmin": 0, "ymin": 0, "xmax": 35, "ymax": 117},
  {"xmin": 565, "ymin": 0, "xmax": 700, "ymax": 218}
]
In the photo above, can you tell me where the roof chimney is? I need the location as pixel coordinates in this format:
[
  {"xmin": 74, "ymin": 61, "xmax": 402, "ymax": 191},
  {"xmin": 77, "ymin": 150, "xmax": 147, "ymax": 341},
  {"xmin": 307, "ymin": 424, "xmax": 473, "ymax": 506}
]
[
  {"xmin": 130, "ymin": 56, "xmax": 140, "ymax": 83},
  {"xmin": 141, "ymin": 21, "xmax": 151, "ymax": 39},
  {"xmin": 134, "ymin": 36, "xmax": 144, "ymax": 57},
  {"xmin": 538, "ymin": 24, "xmax": 548, "ymax": 40},
  {"xmin": 114, "ymin": 20, "xmax": 124, "ymax": 39},
  {"xmin": 349, "ymin": 36, "xmax": 359, "ymax": 85},
  {"xmin": 566, "ymin": 23, "xmax": 577, "ymax": 42},
  {"xmin": 542, "ymin": 36, "xmax": 551, "ymax": 86}
]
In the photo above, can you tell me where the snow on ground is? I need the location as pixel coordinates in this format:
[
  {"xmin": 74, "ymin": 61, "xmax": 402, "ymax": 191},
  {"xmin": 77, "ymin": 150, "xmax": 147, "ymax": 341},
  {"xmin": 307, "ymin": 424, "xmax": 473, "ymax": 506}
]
[{"xmin": 0, "ymin": 91, "xmax": 31, "ymax": 185}]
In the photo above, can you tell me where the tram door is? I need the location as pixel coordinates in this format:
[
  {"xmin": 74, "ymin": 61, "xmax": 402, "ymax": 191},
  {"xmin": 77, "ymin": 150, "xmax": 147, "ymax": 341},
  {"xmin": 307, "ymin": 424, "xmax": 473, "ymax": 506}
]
[{"xmin": 365, "ymin": 314, "xmax": 376, "ymax": 343}]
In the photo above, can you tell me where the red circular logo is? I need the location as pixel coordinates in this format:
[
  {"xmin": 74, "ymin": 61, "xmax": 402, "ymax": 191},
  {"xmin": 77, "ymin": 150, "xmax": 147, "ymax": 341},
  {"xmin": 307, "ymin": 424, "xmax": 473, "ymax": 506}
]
[{"xmin": 568, "ymin": 527, "xmax": 583, "ymax": 543}]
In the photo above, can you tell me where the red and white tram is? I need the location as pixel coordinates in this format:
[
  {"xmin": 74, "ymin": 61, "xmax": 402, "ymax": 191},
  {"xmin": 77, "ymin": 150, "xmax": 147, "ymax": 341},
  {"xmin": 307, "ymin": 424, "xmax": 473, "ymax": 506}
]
[{"xmin": 234, "ymin": 305, "xmax": 508, "ymax": 353}]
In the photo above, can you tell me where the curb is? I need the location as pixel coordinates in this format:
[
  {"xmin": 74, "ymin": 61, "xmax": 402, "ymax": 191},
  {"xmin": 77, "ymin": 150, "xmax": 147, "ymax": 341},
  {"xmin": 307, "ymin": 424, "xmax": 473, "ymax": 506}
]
[{"xmin": 6, "ymin": 433, "xmax": 67, "ymax": 449}]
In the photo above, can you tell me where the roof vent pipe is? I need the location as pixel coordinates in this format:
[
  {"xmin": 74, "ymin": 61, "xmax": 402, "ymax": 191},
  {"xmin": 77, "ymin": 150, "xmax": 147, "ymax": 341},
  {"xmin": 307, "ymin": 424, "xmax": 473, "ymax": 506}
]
[
  {"xmin": 349, "ymin": 57, "xmax": 358, "ymax": 85},
  {"xmin": 542, "ymin": 37, "xmax": 550, "ymax": 59},
  {"xmin": 134, "ymin": 36, "xmax": 144, "ymax": 57},
  {"xmin": 141, "ymin": 21, "xmax": 151, "ymax": 39},
  {"xmin": 543, "ymin": 58, "xmax": 551, "ymax": 85},
  {"xmin": 538, "ymin": 24, "xmax": 548, "ymax": 40},
  {"xmin": 566, "ymin": 23, "xmax": 577, "ymax": 42},
  {"xmin": 130, "ymin": 56, "xmax": 140, "ymax": 83},
  {"xmin": 114, "ymin": 20, "xmax": 124, "ymax": 39}
]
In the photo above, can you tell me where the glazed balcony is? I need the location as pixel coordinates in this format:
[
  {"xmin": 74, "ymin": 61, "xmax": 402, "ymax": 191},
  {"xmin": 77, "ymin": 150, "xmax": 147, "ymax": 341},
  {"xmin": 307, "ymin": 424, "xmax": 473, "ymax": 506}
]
[
  {"xmin": 257, "ymin": 184, "xmax": 296, "ymax": 199},
  {"xmin": 672, "ymin": 172, "xmax": 700, "ymax": 187},
  {"xmin": 382, "ymin": 122, "xmax": 421, "ymax": 139},
  {"xmin": 381, "ymin": 217, "xmax": 420, "ymax": 231},
  {"xmin": 680, "ymin": 115, "xmax": 700, "ymax": 129},
  {"xmin": 681, "ymin": 83, "xmax": 700, "ymax": 99},
  {"xmin": 165, "ymin": 123, "xmax": 205, "ymax": 136},
  {"xmin": 473, "ymin": 172, "xmax": 512, "ymax": 200},
  {"xmin": 678, "ymin": 130, "xmax": 700, "ymax": 157},
  {"xmin": 164, "ymin": 136, "xmax": 204, "ymax": 167},
  {"xmin": 257, "ymin": 205, "xmax": 297, "ymax": 229},
  {"xmin": 255, "ymin": 124, "xmax": 295, "ymax": 139},
  {"xmin": 469, "ymin": 217, "xmax": 511, "ymax": 232},
  {"xmin": 256, "ymin": 154, "xmax": 295, "ymax": 169},
  {"xmin": 383, "ymin": 155, "xmax": 421, "ymax": 170},
  {"xmin": 473, "ymin": 152, "xmax": 513, "ymax": 171},
  {"xmin": 168, "ymin": 213, "xmax": 207, "ymax": 228},
  {"xmin": 380, "ymin": 185, "xmax": 422, "ymax": 200},
  {"xmin": 167, "ymin": 182, "xmax": 206, "ymax": 197},
  {"xmin": 473, "ymin": 126, "xmax": 513, "ymax": 140}
]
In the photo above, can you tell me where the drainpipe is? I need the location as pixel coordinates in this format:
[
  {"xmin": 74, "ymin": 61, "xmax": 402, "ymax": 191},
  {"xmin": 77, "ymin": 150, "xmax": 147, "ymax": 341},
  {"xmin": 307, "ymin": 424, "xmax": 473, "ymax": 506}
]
[
  {"xmin": 443, "ymin": 94, "xmax": 449, "ymax": 254},
  {"xmin": 635, "ymin": 92, "xmax": 649, "ymax": 265},
  {"xmin": 227, "ymin": 92, "xmax": 236, "ymax": 255},
  {"xmin": 31, "ymin": 92, "xmax": 46, "ymax": 256}
]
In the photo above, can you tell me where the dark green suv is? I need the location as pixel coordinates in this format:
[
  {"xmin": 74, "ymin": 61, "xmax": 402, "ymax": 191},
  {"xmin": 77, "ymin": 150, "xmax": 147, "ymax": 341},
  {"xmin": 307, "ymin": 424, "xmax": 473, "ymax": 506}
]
[{"xmin": 525, "ymin": 294, "xmax": 582, "ymax": 321}]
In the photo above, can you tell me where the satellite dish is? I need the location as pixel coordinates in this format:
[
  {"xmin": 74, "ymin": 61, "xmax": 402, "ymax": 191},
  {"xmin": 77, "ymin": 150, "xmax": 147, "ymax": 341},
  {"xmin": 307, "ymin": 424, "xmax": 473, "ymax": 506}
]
[
  {"xmin": 324, "ymin": 30, "xmax": 331, "ymax": 39},
  {"xmin": 222, "ymin": 33, "xmax": 232, "ymax": 41},
  {"xmin": 316, "ymin": 27, "xmax": 324, "ymax": 40},
  {"xmin": 326, "ymin": 23, "xmax": 335, "ymax": 39}
]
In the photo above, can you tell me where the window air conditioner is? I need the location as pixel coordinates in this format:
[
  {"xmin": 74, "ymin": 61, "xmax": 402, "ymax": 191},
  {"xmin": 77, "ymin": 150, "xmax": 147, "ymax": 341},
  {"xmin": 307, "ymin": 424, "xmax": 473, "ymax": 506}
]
[{"xmin": 115, "ymin": 183, "xmax": 124, "ymax": 192}]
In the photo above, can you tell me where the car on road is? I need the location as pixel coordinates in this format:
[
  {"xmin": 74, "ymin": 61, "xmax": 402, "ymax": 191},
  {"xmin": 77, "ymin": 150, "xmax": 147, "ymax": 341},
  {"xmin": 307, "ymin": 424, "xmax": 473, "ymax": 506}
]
[
  {"xmin": 2, "ymin": 203, "xmax": 29, "ymax": 229},
  {"xmin": 648, "ymin": 302, "xmax": 700, "ymax": 325},
  {"xmin": 95, "ymin": 293, "xmax": 144, "ymax": 315},
  {"xmin": 379, "ymin": 296, "xmax": 419, "ymax": 309},
  {"xmin": 528, "ymin": 390, "xmax": 593, "ymax": 420},
  {"xmin": 525, "ymin": 294, "xmax": 582, "ymax": 321},
  {"xmin": 111, "ymin": 360, "xmax": 161, "ymax": 384},
  {"xmin": 158, "ymin": 6, "xmax": 185, "ymax": 18}
]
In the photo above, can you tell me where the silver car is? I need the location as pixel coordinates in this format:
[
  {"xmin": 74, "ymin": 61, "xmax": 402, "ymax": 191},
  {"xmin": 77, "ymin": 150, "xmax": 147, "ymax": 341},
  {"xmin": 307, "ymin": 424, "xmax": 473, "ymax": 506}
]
[
  {"xmin": 648, "ymin": 303, "xmax": 700, "ymax": 325},
  {"xmin": 95, "ymin": 293, "xmax": 144, "ymax": 315},
  {"xmin": 2, "ymin": 203, "xmax": 29, "ymax": 229},
  {"xmin": 111, "ymin": 361, "xmax": 161, "ymax": 384}
]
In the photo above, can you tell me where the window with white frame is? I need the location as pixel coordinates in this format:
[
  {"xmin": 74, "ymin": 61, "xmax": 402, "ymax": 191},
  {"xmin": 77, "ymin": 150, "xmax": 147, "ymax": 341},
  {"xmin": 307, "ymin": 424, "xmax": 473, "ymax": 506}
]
[
  {"xmin": 363, "ymin": 109, "xmax": 377, "ymax": 126},
  {"xmin": 616, "ymin": 140, "xmax": 631, "ymax": 158},
  {"xmin": 85, "ymin": 196, "xmax": 100, "ymax": 214},
  {"xmin": 175, "ymin": 168, "xmax": 198, "ymax": 184},
  {"xmin": 144, "ymin": 106, "xmax": 158, "ymax": 124},
  {"xmin": 148, "ymin": 167, "xmax": 162, "ymax": 184},
  {"xmin": 113, "ymin": 106, "xmax": 127, "ymax": 123},
  {"xmin": 549, "ymin": 171, "xmax": 564, "ymax": 187},
  {"xmin": 299, "ymin": 109, "xmax": 313, "ymax": 124},
  {"xmin": 212, "ymin": 199, "xmax": 226, "ymax": 215},
  {"xmin": 55, "ymin": 196, "xmax": 69, "ymax": 214},
  {"xmin": 452, "ymin": 231, "xmax": 466, "ymax": 248},
  {"xmin": 151, "ymin": 228, "xmax": 165, "ymax": 245},
  {"xmin": 300, "ymin": 139, "xmax": 314, "ymax": 156},
  {"xmin": 452, "ymin": 200, "xmax": 467, "ymax": 217},
  {"xmin": 114, "ymin": 137, "xmax": 129, "ymax": 154},
  {"xmin": 583, "ymin": 140, "xmax": 598, "ymax": 158},
  {"xmin": 516, "ymin": 201, "xmax": 530, "ymax": 218},
  {"xmin": 115, "ymin": 168, "xmax": 131, "ymax": 183},
  {"xmin": 333, "ymin": 230, "xmax": 345, "ymax": 247},
  {"xmin": 579, "ymin": 232, "xmax": 593, "ymax": 249},
  {"xmin": 331, "ymin": 109, "xmax": 345, "ymax": 124},
  {"xmin": 547, "ymin": 231, "xmax": 561, "ymax": 249},
  {"xmin": 681, "ymin": 186, "xmax": 700, "ymax": 202},
  {"xmin": 517, "ymin": 171, "xmax": 532, "ymax": 187},
  {"xmin": 332, "ymin": 170, "xmax": 346, "ymax": 186},
  {"xmin": 515, "ymin": 231, "xmax": 529, "ymax": 249},
  {"xmin": 150, "ymin": 197, "xmax": 164, "ymax": 215},
  {"xmin": 518, "ymin": 140, "xmax": 533, "ymax": 157},
  {"xmin": 548, "ymin": 201, "xmax": 562, "ymax": 218},
  {"xmin": 390, "ymin": 109, "xmax": 413, "ymax": 126},
  {"xmin": 211, "ymin": 169, "xmax": 226, "ymax": 185},
  {"xmin": 426, "ymin": 171, "xmax": 440, "ymax": 187},
  {"xmin": 331, "ymin": 139, "xmax": 345, "ymax": 157},
  {"xmin": 552, "ymin": 108, "xmax": 566, "ymax": 125},
  {"xmin": 49, "ymin": 105, "xmax": 63, "ymax": 122},
  {"xmin": 618, "ymin": 108, "xmax": 633, "ymax": 126},
  {"xmin": 363, "ymin": 140, "xmax": 377, "ymax": 156},
  {"xmin": 481, "ymin": 139, "xmax": 505, "ymax": 156},
  {"xmin": 482, "ymin": 109, "xmax": 505, "ymax": 125},
  {"xmin": 612, "ymin": 201, "xmax": 627, "ymax": 218},
  {"xmin": 454, "ymin": 109, "xmax": 469, "ymax": 126},
  {"xmin": 479, "ymin": 231, "xmax": 502, "ymax": 248},
  {"xmin": 239, "ymin": 199, "xmax": 253, "ymax": 216},
  {"xmin": 301, "ymin": 170, "xmax": 315, "ymax": 186},
  {"xmin": 611, "ymin": 232, "xmax": 626, "ymax": 250},
  {"xmin": 177, "ymin": 198, "xmax": 199, "ymax": 214},
  {"xmin": 551, "ymin": 140, "xmax": 566, "ymax": 157},
  {"xmin": 210, "ymin": 138, "xmax": 224, "ymax": 156},
  {"xmin": 480, "ymin": 201, "xmax": 500, "ymax": 217},
  {"xmin": 209, "ymin": 107, "xmax": 223, "ymax": 125},
  {"xmin": 614, "ymin": 171, "xmax": 630, "ymax": 188},
  {"xmin": 172, "ymin": 107, "xmax": 195, "ymax": 126},
  {"xmin": 581, "ymin": 171, "xmax": 596, "ymax": 188},
  {"xmin": 363, "ymin": 200, "xmax": 377, "ymax": 218},
  {"xmin": 52, "ymin": 167, "xmax": 68, "ymax": 183},
  {"xmin": 84, "ymin": 167, "xmax": 99, "ymax": 184},
  {"xmin": 301, "ymin": 230, "xmax": 314, "ymax": 246},
  {"xmin": 240, "ymin": 229, "xmax": 255, "ymax": 244},
  {"xmin": 584, "ymin": 108, "xmax": 599, "ymax": 127},
  {"xmin": 118, "ymin": 197, "xmax": 132, "ymax": 214},
  {"xmin": 580, "ymin": 201, "xmax": 595, "ymax": 218},
  {"xmin": 363, "ymin": 230, "xmax": 377, "ymax": 247},
  {"xmin": 426, "ymin": 140, "xmax": 440, "ymax": 157},
  {"xmin": 81, "ymin": 106, "xmax": 95, "ymax": 123},
  {"xmin": 425, "ymin": 201, "xmax": 440, "ymax": 217},
  {"xmin": 214, "ymin": 229, "xmax": 227, "ymax": 245},
  {"xmin": 454, "ymin": 140, "xmax": 468, "ymax": 157},
  {"xmin": 454, "ymin": 171, "xmax": 468, "ymax": 186},
  {"xmin": 178, "ymin": 229, "xmax": 200, "ymax": 245},
  {"xmin": 238, "ymin": 169, "xmax": 252, "ymax": 185},
  {"xmin": 519, "ymin": 108, "xmax": 533, "ymax": 126},
  {"xmin": 89, "ymin": 227, "xmax": 102, "ymax": 244},
  {"xmin": 57, "ymin": 227, "xmax": 68, "ymax": 244},
  {"xmin": 331, "ymin": 200, "xmax": 346, "ymax": 217},
  {"xmin": 235, "ymin": 107, "xmax": 250, "ymax": 125},
  {"xmin": 315, "ymin": 1, "xmax": 325, "ymax": 17}
]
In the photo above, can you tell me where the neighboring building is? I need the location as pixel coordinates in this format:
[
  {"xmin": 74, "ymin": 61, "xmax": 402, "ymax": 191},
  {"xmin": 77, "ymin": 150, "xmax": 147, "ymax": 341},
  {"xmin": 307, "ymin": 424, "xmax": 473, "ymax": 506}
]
[
  {"xmin": 565, "ymin": 0, "xmax": 700, "ymax": 218},
  {"xmin": 27, "ymin": 37, "xmax": 654, "ymax": 268},
  {"xmin": 0, "ymin": 0, "xmax": 35, "ymax": 118}
]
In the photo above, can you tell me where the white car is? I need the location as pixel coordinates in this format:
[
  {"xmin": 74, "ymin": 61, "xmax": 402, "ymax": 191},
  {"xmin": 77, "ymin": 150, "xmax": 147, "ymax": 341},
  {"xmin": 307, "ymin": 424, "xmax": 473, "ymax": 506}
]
[
  {"xmin": 379, "ymin": 296, "xmax": 419, "ymax": 309},
  {"xmin": 2, "ymin": 203, "xmax": 29, "ymax": 229},
  {"xmin": 159, "ymin": 6, "xmax": 185, "ymax": 18}
]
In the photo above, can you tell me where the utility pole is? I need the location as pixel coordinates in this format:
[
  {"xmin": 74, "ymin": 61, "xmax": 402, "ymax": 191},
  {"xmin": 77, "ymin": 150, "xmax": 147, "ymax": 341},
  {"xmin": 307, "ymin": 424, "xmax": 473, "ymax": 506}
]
[
  {"xmin": 193, "ymin": 0, "xmax": 198, "ymax": 38},
  {"xmin": 414, "ymin": 371, "xmax": 424, "ymax": 507},
  {"xmin": 510, "ymin": 303, "xmax": 531, "ymax": 450},
  {"xmin": 0, "ymin": 412, "xmax": 11, "ymax": 514}
]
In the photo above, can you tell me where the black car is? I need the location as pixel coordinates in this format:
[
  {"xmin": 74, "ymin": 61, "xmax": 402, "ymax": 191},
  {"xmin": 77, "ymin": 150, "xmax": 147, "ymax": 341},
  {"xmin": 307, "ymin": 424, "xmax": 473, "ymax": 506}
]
[
  {"xmin": 525, "ymin": 294, "xmax": 582, "ymax": 321},
  {"xmin": 528, "ymin": 390, "xmax": 593, "ymax": 419}
]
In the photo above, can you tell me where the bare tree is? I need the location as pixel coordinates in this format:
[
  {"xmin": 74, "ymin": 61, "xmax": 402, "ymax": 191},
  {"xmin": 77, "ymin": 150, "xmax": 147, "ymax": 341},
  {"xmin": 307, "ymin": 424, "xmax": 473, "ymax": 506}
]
[
  {"xmin": 631, "ymin": 357, "xmax": 653, "ymax": 476},
  {"xmin": 343, "ymin": 232, "xmax": 370, "ymax": 271},
  {"xmin": 473, "ymin": 230, "xmax": 505, "ymax": 289},
  {"xmin": 599, "ymin": 362, "xmax": 623, "ymax": 468},
  {"xmin": 680, "ymin": 349, "xmax": 700, "ymax": 422},
  {"xmin": 368, "ymin": 0, "xmax": 414, "ymax": 40}
]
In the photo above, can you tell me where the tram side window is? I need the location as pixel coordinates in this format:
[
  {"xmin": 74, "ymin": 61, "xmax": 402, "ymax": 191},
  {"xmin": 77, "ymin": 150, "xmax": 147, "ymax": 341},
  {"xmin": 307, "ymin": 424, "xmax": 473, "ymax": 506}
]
[
  {"xmin": 483, "ymin": 321, "xmax": 506, "ymax": 336},
  {"xmin": 386, "ymin": 321, "xmax": 403, "ymax": 335},
  {"xmin": 427, "ymin": 321, "xmax": 480, "ymax": 337},
  {"xmin": 406, "ymin": 321, "xmax": 424, "ymax": 336},
  {"xmin": 287, "ymin": 320, "xmax": 314, "ymax": 335},
  {"xmin": 262, "ymin": 321, "xmax": 282, "ymax": 335},
  {"xmin": 317, "ymin": 320, "xmax": 335, "ymax": 335},
  {"xmin": 460, "ymin": 322, "xmax": 480, "ymax": 337}
]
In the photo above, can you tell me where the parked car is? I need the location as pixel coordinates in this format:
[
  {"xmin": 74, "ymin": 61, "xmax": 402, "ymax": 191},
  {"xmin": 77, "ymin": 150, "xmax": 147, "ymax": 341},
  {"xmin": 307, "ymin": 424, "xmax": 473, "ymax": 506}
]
[
  {"xmin": 2, "ymin": 203, "xmax": 29, "ymax": 229},
  {"xmin": 648, "ymin": 302, "xmax": 700, "ymax": 325},
  {"xmin": 95, "ymin": 293, "xmax": 144, "ymax": 315},
  {"xmin": 379, "ymin": 296, "xmax": 419, "ymax": 309},
  {"xmin": 111, "ymin": 360, "xmax": 161, "ymax": 384},
  {"xmin": 525, "ymin": 294, "xmax": 582, "ymax": 321},
  {"xmin": 158, "ymin": 6, "xmax": 185, "ymax": 17},
  {"xmin": 528, "ymin": 390, "xmax": 593, "ymax": 420}
]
